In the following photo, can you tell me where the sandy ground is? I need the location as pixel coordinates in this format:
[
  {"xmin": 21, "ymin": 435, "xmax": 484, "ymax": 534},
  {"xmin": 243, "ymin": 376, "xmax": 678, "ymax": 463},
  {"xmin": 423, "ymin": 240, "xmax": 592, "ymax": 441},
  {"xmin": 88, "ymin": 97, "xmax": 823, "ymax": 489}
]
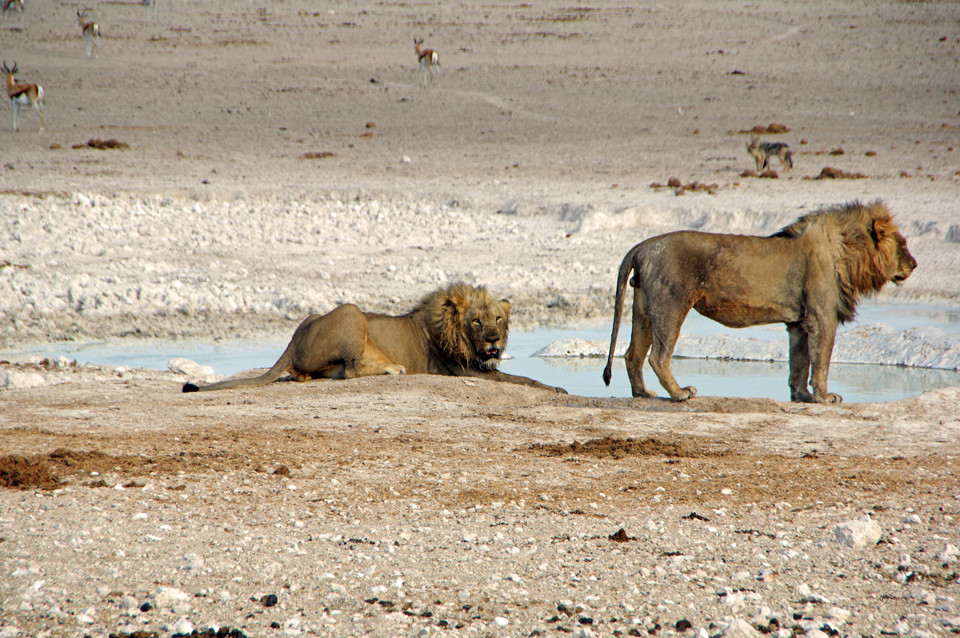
[{"xmin": 2, "ymin": 1, "xmax": 960, "ymax": 636}]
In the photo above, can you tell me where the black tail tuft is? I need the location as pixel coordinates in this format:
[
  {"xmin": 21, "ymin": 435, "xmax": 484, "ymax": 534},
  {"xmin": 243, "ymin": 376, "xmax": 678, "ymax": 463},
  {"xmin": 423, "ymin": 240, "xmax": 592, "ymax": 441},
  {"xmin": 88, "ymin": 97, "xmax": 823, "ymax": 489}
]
[
  {"xmin": 602, "ymin": 365, "xmax": 612, "ymax": 387},
  {"xmin": 182, "ymin": 382, "xmax": 200, "ymax": 393}
]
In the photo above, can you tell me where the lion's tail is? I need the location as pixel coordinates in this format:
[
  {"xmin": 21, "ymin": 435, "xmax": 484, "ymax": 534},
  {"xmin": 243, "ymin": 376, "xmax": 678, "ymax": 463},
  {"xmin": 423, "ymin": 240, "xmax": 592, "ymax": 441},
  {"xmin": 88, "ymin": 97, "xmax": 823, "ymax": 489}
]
[
  {"xmin": 602, "ymin": 244, "xmax": 640, "ymax": 386},
  {"xmin": 182, "ymin": 347, "xmax": 294, "ymax": 393}
]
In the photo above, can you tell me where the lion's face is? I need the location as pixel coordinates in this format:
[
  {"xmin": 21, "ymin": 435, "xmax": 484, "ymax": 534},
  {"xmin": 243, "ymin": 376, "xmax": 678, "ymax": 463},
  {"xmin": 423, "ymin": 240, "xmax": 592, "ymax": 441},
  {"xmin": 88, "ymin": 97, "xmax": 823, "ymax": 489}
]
[
  {"xmin": 464, "ymin": 298, "xmax": 511, "ymax": 370},
  {"xmin": 888, "ymin": 231, "xmax": 917, "ymax": 285}
]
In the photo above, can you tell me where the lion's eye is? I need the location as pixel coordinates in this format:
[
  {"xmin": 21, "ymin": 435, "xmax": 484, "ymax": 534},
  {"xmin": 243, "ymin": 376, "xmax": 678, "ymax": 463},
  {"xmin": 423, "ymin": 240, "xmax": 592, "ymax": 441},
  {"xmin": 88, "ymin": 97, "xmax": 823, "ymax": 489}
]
[
  {"xmin": 496, "ymin": 316, "xmax": 503, "ymax": 323},
  {"xmin": 472, "ymin": 319, "xmax": 482, "ymax": 326}
]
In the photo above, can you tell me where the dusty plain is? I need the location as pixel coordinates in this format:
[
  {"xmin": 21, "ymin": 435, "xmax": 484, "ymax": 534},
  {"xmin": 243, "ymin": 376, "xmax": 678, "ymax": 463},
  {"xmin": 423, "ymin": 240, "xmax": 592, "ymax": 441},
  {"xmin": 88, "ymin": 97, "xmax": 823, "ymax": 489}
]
[{"xmin": 2, "ymin": 1, "xmax": 960, "ymax": 637}]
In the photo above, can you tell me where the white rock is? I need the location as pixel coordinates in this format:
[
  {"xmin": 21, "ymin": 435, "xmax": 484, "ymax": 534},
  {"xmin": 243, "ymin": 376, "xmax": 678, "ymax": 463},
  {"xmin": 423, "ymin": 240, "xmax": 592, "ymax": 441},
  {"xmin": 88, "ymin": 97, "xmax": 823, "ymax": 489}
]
[
  {"xmin": 797, "ymin": 583, "xmax": 830, "ymax": 603},
  {"xmin": 719, "ymin": 618, "xmax": 761, "ymax": 637},
  {"xmin": 827, "ymin": 606, "xmax": 852, "ymax": 624},
  {"xmin": 171, "ymin": 618, "xmax": 194, "ymax": 634},
  {"xmin": 936, "ymin": 543, "xmax": 959, "ymax": 562},
  {"xmin": 943, "ymin": 616, "xmax": 960, "ymax": 630},
  {"xmin": 834, "ymin": 517, "xmax": 882, "ymax": 548},
  {"xmin": 167, "ymin": 358, "xmax": 216, "ymax": 381},
  {"xmin": 153, "ymin": 586, "xmax": 191, "ymax": 609},
  {"xmin": 1, "ymin": 370, "xmax": 45, "ymax": 390},
  {"xmin": 44, "ymin": 605, "xmax": 67, "ymax": 620},
  {"xmin": 494, "ymin": 616, "xmax": 509, "ymax": 627},
  {"xmin": 0, "ymin": 627, "xmax": 21, "ymax": 638}
]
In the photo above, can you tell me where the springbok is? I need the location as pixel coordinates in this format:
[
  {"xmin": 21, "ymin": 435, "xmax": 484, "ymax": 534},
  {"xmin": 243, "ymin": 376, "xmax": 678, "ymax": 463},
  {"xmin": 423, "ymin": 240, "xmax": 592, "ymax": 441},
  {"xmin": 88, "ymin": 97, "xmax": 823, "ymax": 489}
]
[
  {"xmin": 414, "ymin": 37, "xmax": 439, "ymax": 88},
  {"xmin": 1, "ymin": 0, "xmax": 24, "ymax": 23},
  {"xmin": 3, "ymin": 61, "xmax": 44, "ymax": 134},
  {"xmin": 77, "ymin": 9, "xmax": 100, "ymax": 58}
]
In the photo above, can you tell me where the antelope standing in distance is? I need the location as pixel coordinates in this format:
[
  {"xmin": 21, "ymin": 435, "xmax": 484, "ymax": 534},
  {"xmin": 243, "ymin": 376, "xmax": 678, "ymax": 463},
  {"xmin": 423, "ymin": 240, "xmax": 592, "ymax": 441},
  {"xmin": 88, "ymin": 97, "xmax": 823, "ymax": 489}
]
[
  {"xmin": 1, "ymin": 0, "xmax": 24, "ymax": 23},
  {"xmin": 77, "ymin": 9, "xmax": 100, "ymax": 57},
  {"xmin": 414, "ymin": 37, "xmax": 439, "ymax": 87},
  {"xmin": 142, "ymin": 0, "xmax": 155, "ymax": 19},
  {"xmin": 3, "ymin": 61, "xmax": 44, "ymax": 134}
]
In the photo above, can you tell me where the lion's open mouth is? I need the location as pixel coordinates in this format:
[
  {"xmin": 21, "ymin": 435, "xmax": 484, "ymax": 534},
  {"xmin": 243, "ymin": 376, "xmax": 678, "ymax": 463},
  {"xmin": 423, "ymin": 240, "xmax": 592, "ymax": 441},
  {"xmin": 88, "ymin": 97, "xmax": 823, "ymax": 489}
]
[{"xmin": 481, "ymin": 346, "xmax": 501, "ymax": 361}]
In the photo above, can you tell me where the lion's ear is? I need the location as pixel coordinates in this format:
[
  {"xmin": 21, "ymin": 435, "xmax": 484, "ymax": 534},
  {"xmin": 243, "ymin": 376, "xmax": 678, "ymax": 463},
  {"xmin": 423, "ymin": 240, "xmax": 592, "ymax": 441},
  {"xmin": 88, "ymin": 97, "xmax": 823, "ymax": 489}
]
[
  {"xmin": 499, "ymin": 299, "xmax": 512, "ymax": 317},
  {"xmin": 444, "ymin": 294, "xmax": 469, "ymax": 320}
]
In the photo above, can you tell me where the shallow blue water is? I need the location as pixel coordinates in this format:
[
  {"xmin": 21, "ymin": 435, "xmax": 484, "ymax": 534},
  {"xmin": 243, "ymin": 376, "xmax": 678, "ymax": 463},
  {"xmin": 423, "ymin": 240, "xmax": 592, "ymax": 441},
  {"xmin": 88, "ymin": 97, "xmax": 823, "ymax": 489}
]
[{"xmin": 5, "ymin": 301, "xmax": 959, "ymax": 403}]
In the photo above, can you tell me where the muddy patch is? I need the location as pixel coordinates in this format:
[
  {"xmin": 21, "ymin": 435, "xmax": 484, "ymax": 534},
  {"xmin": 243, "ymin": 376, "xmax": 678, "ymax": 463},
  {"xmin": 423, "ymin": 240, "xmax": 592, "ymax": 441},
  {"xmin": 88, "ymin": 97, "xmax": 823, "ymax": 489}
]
[
  {"xmin": 0, "ymin": 454, "xmax": 62, "ymax": 490},
  {"xmin": 527, "ymin": 436, "xmax": 720, "ymax": 459}
]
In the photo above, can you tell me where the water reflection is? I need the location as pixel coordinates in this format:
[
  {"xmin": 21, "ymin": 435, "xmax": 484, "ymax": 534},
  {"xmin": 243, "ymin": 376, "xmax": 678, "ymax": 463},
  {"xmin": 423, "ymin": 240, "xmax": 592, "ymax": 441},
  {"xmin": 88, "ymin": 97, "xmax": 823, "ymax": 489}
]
[{"xmin": 501, "ymin": 354, "xmax": 960, "ymax": 403}]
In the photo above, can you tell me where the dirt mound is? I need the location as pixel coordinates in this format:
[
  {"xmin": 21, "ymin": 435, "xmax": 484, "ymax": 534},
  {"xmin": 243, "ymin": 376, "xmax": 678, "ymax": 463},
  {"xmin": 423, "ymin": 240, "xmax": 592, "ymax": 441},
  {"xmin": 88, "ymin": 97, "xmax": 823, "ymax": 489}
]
[
  {"xmin": 810, "ymin": 166, "xmax": 867, "ymax": 179},
  {"xmin": 527, "ymin": 436, "xmax": 717, "ymax": 459},
  {"xmin": 739, "ymin": 123, "xmax": 790, "ymax": 135},
  {"xmin": 0, "ymin": 454, "xmax": 62, "ymax": 490},
  {"xmin": 71, "ymin": 138, "xmax": 130, "ymax": 150}
]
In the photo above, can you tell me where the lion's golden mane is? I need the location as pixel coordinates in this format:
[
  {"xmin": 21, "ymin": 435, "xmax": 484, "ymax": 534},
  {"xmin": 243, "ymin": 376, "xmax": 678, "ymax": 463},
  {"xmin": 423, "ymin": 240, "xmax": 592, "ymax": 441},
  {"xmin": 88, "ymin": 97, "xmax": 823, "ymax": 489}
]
[
  {"xmin": 416, "ymin": 282, "xmax": 506, "ymax": 370},
  {"xmin": 772, "ymin": 200, "xmax": 912, "ymax": 323}
]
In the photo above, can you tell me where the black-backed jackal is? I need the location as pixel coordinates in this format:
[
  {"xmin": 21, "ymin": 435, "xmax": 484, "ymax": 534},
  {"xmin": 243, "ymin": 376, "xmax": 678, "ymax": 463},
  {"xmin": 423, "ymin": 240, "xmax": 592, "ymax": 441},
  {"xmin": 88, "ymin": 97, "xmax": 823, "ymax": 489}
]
[{"xmin": 746, "ymin": 137, "xmax": 793, "ymax": 173}]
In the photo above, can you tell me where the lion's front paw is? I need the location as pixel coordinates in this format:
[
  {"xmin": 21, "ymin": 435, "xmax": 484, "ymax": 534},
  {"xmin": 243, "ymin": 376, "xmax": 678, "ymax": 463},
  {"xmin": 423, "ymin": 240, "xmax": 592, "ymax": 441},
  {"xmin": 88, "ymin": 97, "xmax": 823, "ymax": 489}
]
[
  {"xmin": 818, "ymin": 392, "xmax": 842, "ymax": 404},
  {"xmin": 790, "ymin": 389, "xmax": 814, "ymax": 403},
  {"xmin": 385, "ymin": 365, "xmax": 407, "ymax": 375}
]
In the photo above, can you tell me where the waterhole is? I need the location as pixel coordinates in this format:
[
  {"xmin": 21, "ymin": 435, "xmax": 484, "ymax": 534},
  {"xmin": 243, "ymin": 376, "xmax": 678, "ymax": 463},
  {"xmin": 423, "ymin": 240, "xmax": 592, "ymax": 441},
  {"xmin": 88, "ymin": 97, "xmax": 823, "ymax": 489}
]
[{"xmin": 5, "ymin": 301, "xmax": 959, "ymax": 403}]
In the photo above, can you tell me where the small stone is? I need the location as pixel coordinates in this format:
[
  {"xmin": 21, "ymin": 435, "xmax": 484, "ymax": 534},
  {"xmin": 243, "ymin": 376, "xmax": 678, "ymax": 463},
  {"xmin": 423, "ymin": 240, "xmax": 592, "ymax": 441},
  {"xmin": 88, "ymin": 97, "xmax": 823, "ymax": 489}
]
[
  {"xmin": 936, "ymin": 543, "xmax": 959, "ymax": 562},
  {"xmin": 797, "ymin": 583, "xmax": 829, "ymax": 604},
  {"xmin": 171, "ymin": 617, "xmax": 194, "ymax": 634},
  {"xmin": 1, "ymin": 371, "xmax": 45, "ymax": 390},
  {"xmin": 827, "ymin": 606, "xmax": 852, "ymax": 624},
  {"xmin": 834, "ymin": 516, "xmax": 882, "ymax": 548},
  {"xmin": 494, "ymin": 616, "xmax": 509, "ymax": 627},
  {"xmin": 184, "ymin": 553, "xmax": 205, "ymax": 570},
  {"xmin": 719, "ymin": 618, "xmax": 761, "ymax": 637},
  {"xmin": 153, "ymin": 586, "xmax": 190, "ymax": 609},
  {"xmin": 261, "ymin": 593, "xmax": 279, "ymax": 607},
  {"xmin": 168, "ymin": 357, "xmax": 216, "ymax": 381}
]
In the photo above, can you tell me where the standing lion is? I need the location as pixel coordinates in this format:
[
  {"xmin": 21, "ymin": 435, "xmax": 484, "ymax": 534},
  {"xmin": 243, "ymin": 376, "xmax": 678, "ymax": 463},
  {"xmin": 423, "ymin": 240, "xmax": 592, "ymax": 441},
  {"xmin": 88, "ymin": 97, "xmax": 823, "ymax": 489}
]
[
  {"xmin": 602, "ymin": 201, "xmax": 917, "ymax": 403},
  {"xmin": 183, "ymin": 282, "xmax": 565, "ymax": 394}
]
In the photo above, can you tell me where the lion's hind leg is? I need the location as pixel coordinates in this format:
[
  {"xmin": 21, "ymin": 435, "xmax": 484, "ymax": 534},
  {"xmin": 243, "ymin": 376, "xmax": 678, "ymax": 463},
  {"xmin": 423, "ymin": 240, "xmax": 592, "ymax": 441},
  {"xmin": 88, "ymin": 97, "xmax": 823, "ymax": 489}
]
[
  {"xmin": 624, "ymin": 285, "xmax": 657, "ymax": 398},
  {"xmin": 647, "ymin": 301, "xmax": 697, "ymax": 401},
  {"xmin": 292, "ymin": 305, "xmax": 406, "ymax": 380}
]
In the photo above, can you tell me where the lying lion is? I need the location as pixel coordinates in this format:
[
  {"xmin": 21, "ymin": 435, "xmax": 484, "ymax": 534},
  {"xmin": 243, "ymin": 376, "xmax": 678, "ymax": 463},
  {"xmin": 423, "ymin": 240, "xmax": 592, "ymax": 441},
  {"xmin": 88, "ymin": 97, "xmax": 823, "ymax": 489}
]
[
  {"xmin": 182, "ymin": 282, "xmax": 565, "ymax": 394},
  {"xmin": 602, "ymin": 200, "xmax": 917, "ymax": 403}
]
